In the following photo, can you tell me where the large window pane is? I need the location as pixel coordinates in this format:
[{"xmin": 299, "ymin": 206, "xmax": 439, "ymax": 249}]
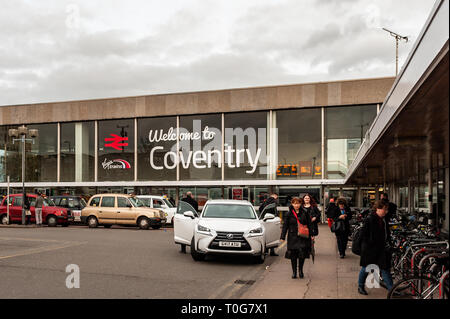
[
  {"xmin": 27, "ymin": 124, "xmax": 57, "ymax": 182},
  {"xmin": 179, "ymin": 114, "xmax": 222, "ymax": 180},
  {"xmin": 61, "ymin": 122, "xmax": 95, "ymax": 182},
  {"xmin": 276, "ymin": 108, "xmax": 322, "ymax": 180},
  {"xmin": 326, "ymin": 105, "xmax": 377, "ymax": 178},
  {"xmin": 137, "ymin": 117, "xmax": 177, "ymax": 181},
  {"xmin": 224, "ymin": 112, "xmax": 268, "ymax": 180},
  {"xmin": 98, "ymin": 119, "xmax": 134, "ymax": 181}
]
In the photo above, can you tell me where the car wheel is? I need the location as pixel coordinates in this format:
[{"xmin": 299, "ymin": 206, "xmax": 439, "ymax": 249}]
[
  {"xmin": 191, "ymin": 237, "xmax": 205, "ymax": 261},
  {"xmin": 138, "ymin": 217, "xmax": 150, "ymax": 230},
  {"xmin": 87, "ymin": 216, "xmax": 98, "ymax": 228},
  {"xmin": 254, "ymin": 249, "xmax": 266, "ymax": 264},
  {"xmin": 1, "ymin": 214, "xmax": 9, "ymax": 225},
  {"xmin": 47, "ymin": 216, "xmax": 58, "ymax": 227},
  {"xmin": 104, "ymin": 224, "xmax": 112, "ymax": 228}
]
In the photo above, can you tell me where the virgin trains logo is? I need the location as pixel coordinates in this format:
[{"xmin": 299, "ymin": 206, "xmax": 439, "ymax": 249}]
[
  {"xmin": 104, "ymin": 134, "xmax": 129, "ymax": 150},
  {"xmin": 102, "ymin": 158, "xmax": 131, "ymax": 170}
]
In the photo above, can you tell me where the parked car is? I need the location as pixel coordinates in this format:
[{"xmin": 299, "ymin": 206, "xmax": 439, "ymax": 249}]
[
  {"xmin": 50, "ymin": 196, "xmax": 87, "ymax": 223},
  {"xmin": 81, "ymin": 194, "xmax": 166, "ymax": 229},
  {"xmin": 136, "ymin": 195, "xmax": 176, "ymax": 225},
  {"xmin": 0, "ymin": 194, "xmax": 73, "ymax": 226},
  {"xmin": 174, "ymin": 199, "xmax": 281, "ymax": 263}
]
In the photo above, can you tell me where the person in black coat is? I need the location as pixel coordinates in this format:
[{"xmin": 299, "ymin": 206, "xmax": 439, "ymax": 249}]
[
  {"xmin": 380, "ymin": 192, "xmax": 397, "ymax": 223},
  {"xmin": 357, "ymin": 199, "xmax": 394, "ymax": 295},
  {"xmin": 331, "ymin": 198, "xmax": 352, "ymax": 258},
  {"xmin": 301, "ymin": 194, "xmax": 321, "ymax": 237},
  {"xmin": 326, "ymin": 198, "xmax": 339, "ymax": 229},
  {"xmin": 280, "ymin": 197, "xmax": 314, "ymax": 279},
  {"xmin": 180, "ymin": 191, "xmax": 198, "ymax": 212}
]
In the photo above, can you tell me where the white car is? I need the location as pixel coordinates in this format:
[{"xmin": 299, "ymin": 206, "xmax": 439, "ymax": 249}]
[
  {"xmin": 137, "ymin": 195, "xmax": 176, "ymax": 225},
  {"xmin": 174, "ymin": 199, "xmax": 281, "ymax": 263}
]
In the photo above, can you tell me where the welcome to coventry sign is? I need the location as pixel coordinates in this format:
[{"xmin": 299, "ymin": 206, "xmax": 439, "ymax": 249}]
[{"xmin": 147, "ymin": 120, "xmax": 272, "ymax": 175}]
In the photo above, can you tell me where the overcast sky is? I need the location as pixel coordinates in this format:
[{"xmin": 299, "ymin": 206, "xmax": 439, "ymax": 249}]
[{"xmin": 0, "ymin": 0, "xmax": 436, "ymax": 106}]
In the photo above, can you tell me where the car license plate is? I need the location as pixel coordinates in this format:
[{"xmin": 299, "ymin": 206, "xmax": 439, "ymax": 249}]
[{"xmin": 219, "ymin": 241, "xmax": 241, "ymax": 247}]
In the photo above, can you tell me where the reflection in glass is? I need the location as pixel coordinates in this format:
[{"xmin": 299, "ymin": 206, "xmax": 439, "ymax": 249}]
[
  {"xmin": 276, "ymin": 108, "xmax": 321, "ymax": 179},
  {"xmin": 326, "ymin": 105, "xmax": 377, "ymax": 178}
]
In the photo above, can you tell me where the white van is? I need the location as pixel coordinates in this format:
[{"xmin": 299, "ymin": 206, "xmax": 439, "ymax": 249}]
[{"xmin": 136, "ymin": 195, "xmax": 176, "ymax": 225}]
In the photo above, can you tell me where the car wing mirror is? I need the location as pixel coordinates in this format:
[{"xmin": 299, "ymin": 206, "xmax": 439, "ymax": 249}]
[
  {"xmin": 263, "ymin": 213, "xmax": 275, "ymax": 221},
  {"xmin": 183, "ymin": 211, "xmax": 196, "ymax": 219}
]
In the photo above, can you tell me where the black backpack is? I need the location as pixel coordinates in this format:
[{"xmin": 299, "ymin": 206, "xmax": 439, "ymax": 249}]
[{"xmin": 351, "ymin": 222, "xmax": 365, "ymax": 256}]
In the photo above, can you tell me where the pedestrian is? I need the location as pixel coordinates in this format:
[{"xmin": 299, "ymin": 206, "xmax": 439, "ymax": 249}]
[
  {"xmin": 180, "ymin": 191, "xmax": 198, "ymax": 212},
  {"xmin": 280, "ymin": 197, "xmax": 314, "ymax": 279},
  {"xmin": 35, "ymin": 191, "xmax": 44, "ymax": 226},
  {"xmin": 259, "ymin": 193, "xmax": 280, "ymax": 256},
  {"xmin": 168, "ymin": 196, "xmax": 176, "ymax": 206},
  {"xmin": 301, "ymin": 194, "xmax": 321, "ymax": 237},
  {"xmin": 357, "ymin": 199, "xmax": 394, "ymax": 295},
  {"xmin": 24, "ymin": 194, "xmax": 31, "ymax": 225},
  {"xmin": 379, "ymin": 192, "xmax": 397, "ymax": 222},
  {"xmin": 325, "ymin": 197, "xmax": 339, "ymax": 229},
  {"xmin": 332, "ymin": 198, "xmax": 352, "ymax": 258}
]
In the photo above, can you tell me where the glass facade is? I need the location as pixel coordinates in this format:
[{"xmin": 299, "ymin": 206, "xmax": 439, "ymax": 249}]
[
  {"xmin": 0, "ymin": 104, "xmax": 380, "ymax": 186},
  {"xmin": 326, "ymin": 105, "xmax": 377, "ymax": 179},
  {"xmin": 224, "ymin": 112, "xmax": 268, "ymax": 180},
  {"xmin": 137, "ymin": 116, "xmax": 177, "ymax": 181},
  {"xmin": 276, "ymin": 108, "xmax": 322, "ymax": 180},
  {"xmin": 61, "ymin": 122, "xmax": 95, "ymax": 182},
  {"xmin": 27, "ymin": 124, "xmax": 58, "ymax": 182},
  {"xmin": 98, "ymin": 119, "xmax": 134, "ymax": 182},
  {"xmin": 179, "ymin": 114, "xmax": 222, "ymax": 181}
]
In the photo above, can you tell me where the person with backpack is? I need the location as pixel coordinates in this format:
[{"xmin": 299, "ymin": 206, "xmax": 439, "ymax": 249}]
[
  {"xmin": 331, "ymin": 198, "xmax": 352, "ymax": 258},
  {"xmin": 357, "ymin": 199, "xmax": 393, "ymax": 295}
]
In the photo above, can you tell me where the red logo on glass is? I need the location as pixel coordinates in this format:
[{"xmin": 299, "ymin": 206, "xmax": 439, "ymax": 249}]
[{"xmin": 104, "ymin": 134, "xmax": 129, "ymax": 150}]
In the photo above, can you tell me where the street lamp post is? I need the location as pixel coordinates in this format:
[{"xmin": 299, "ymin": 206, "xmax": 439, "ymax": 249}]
[{"xmin": 8, "ymin": 125, "xmax": 39, "ymax": 225}]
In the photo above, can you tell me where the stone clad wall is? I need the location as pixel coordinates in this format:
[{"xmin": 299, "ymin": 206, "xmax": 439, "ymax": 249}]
[{"xmin": 0, "ymin": 77, "xmax": 395, "ymax": 125}]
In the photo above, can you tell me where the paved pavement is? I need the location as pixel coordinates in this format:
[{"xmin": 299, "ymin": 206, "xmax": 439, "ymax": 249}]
[{"xmin": 242, "ymin": 224, "xmax": 387, "ymax": 299}]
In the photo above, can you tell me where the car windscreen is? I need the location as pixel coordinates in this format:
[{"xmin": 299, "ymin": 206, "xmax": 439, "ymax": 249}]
[
  {"xmin": 43, "ymin": 198, "xmax": 55, "ymax": 207},
  {"xmin": 163, "ymin": 198, "xmax": 174, "ymax": 208},
  {"xmin": 79, "ymin": 198, "xmax": 87, "ymax": 208},
  {"xmin": 129, "ymin": 197, "xmax": 146, "ymax": 207},
  {"xmin": 137, "ymin": 198, "xmax": 151, "ymax": 207},
  {"xmin": 202, "ymin": 204, "xmax": 256, "ymax": 219}
]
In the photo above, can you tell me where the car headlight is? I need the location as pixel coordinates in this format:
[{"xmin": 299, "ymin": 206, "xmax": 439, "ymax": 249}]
[
  {"xmin": 248, "ymin": 227, "xmax": 263, "ymax": 236},
  {"xmin": 197, "ymin": 224, "xmax": 212, "ymax": 235}
]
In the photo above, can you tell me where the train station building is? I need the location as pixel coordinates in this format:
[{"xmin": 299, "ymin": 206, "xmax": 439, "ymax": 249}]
[{"xmin": 0, "ymin": 0, "xmax": 448, "ymax": 235}]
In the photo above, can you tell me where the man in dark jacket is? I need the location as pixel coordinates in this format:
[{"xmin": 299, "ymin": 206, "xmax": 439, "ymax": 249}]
[
  {"xmin": 331, "ymin": 198, "xmax": 352, "ymax": 258},
  {"xmin": 380, "ymin": 193, "xmax": 397, "ymax": 222},
  {"xmin": 357, "ymin": 199, "xmax": 393, "ymax": 295},
  {"xmin": 181, "ymin": 191, "xmax": 198, "ymax": 213},
  {"xmin": 325, "ymin": 197, "xmax": 339, "ymax": 229},
  {"xmin": 258, "ymin": 193, "xmax": 279, "ymax": 256}
]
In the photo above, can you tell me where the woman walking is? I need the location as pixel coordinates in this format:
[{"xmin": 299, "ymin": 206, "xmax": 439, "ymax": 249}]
[
  {"xmin": 302, "ymin": 194, "xmax": 321, "ymax": 237},
  {"xmin": 332, "ymin": 198, "xmax": 352, "ymax": 258},
  {"xmin": 280, "ymin": 197, "xmax": 314, "ymax": 279},
  {"xmin": 357, "ymin": 200, "xmax": 393, "ymax": 295}
]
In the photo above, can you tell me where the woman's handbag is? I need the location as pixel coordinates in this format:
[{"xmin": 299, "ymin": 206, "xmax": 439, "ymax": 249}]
[
  {"xmin": 331, "ymin": 219, "xmax": 345, "ymax": 234},
  {"xmin": 25, "ymin": 210, "xmax": 31, "ymax": 216},
  {"xmin": 292, "ymin": 209, "xmax": 310, "ymax": 239},
  {"xmin": 284, "ymin": 250, "xmax": 292, "ymax": 259}
]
